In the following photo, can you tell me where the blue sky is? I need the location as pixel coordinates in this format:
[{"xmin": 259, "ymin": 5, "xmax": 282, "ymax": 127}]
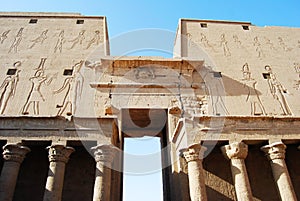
[{"xmin": 1, "ymin": 1, "xmax": 299, "ymax": 200}]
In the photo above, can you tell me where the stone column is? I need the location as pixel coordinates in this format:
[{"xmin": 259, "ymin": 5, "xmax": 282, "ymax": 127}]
[
  {"xmin": 43, "ymin": 145, "xmax": 75, "ymax": 201},
  {"xmin": 0, "ymin": 144, "xmax": 30, "ymax": 201},
  {"xmin": 221, "ymin": 142, "xmax": 253, "ymax": 201},
  {"xmin": 261, "ymin": 142, "xmax": 297, "ymax": 201},
  {"xmin": 91, "ymin": 144, "xmax": 118, "ymax": 201},
  {"xmin": 182, "ymin": 144, "xmax": 207, "ymax": 201}
]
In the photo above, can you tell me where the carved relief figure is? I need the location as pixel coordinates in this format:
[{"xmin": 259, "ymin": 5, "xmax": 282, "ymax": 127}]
[
  {"xmin": 29, "ymin": 30, "xmax": 48, "ymax": 49},
  {"xmin": 0, "ymin": 62, "xmax": 21, "ymax": 114},
  {"xmin": 264, "ymin": 65, "xmax": 292, "ymax": 115},
  {"xmin": 86, "ymin": 30, "xmax": 102, "ymax": 49},
  {"xmin": 54, "ymin": 30, "xmax": 65, "ymax": 53},
  {"xmin": 21, "ymin": 58, "xmax": 56, "ymax": 115},
  {"xmin": 253, "ymin": 36, "xmax": 264, "ymax": 58},
  {"xmin": 0, "ymin": 30, "xmax": 10, "ymax": 44},
  {"xmin": 8, "ymin": 28, "xmax": 24, "ymax": 53},
  {"xmin": 53, "ymin": 61, "xmax": 84, "ymax": 116},
  {"xmin": 200, "ymin": 33, "xmax": 216, "ymax": 52},
  {"xmin": 278, "ymin": 37, "xmax": 292, "ymax": 51},
  {"xmin": 241, "ymin": 63, "xmax": 266, "ymax": 115},
  {"xmin": 264, "ymin": 37, "xmax": 275, "ymax": 50},
  {"xmin": 69, "ymin": 30, "xmax": 85, "ymax": 49},
  {"xmin": 202, "ymin": 66, "xmax": 229, "ymax": 115},
  {"xmin": 134, "ymin": 67, "xmax": 155, "ymax": 79},
  {"xmin": 233, "ymin": 35, "xmax": 242, "ymax": 48},
  {"xmin": 220, "ymin": 34, "xmax": 231, "ymax": 56}
]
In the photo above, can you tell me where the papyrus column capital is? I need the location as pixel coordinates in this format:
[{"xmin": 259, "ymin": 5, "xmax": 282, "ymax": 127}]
[
  {"xmin": 46, "ymin": 144, "xmax": 75, "ymax": 163},
  {"xmin": 261, "ymin": 142, "xmax": 286, "ymax": 160},
  {"xmin": 182, "ymin": 144, "xmax": 207, "ymax": 163},
  {"xmin": 3, "ymin": 144, "xmax": 31, "ymax": 163}
]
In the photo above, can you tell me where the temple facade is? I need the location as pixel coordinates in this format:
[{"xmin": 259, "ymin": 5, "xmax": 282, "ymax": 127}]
[{"xmin": 0, "ymin": 12, "xmax": 299, "ymax": 201}]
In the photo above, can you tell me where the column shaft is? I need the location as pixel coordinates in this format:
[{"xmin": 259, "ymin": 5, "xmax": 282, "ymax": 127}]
[
  {"xmin": 43, "ymin": 145, "xmax": 74, "ymax": 201},
  {"xmin": 261, "ymin": 142, "xmax": 297, "ymax": 201},
  {"xmin": 91, "ymin": 144, "xmax": 118, "ymax": 201},
  {"xmin": 0, "ymin": 144, "xmax": 30, "ymax": 201},
  {"xmin": 221, "ymin": 142, "xmax": 253, "ymax": 201},
  {"xmin": 182, "ymin": 144, "xmax": 207, "ymax": 201}
]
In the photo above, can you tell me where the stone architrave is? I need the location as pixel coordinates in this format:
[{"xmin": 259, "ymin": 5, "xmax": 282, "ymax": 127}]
[
  {"xmin": 91, "ymin": 144, "xmax": 118, "ymax": 201},
  {"xmin": 182, "ymin": 144, "xmax": 207, "ymax": 201},
  {"xmin": 43, "ymin": 145, "xmax": 75, "ymax": 201},
  {"xmin": 221, "ymin": 142, "xmax": 253, "ymax": 201},
  {"xmin": 261, "ymin": 142, "xmax": 297, "ymax": 201},
  {"xmin": 0, "ymin": 144, "xmax": 30, "ymax": 201}
]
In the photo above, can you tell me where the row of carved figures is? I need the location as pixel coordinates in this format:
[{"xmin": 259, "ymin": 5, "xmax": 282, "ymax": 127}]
[
  {"xmin": 187, "ymin": 32, "xmax": 300, "ymax": 58},
  {"xmin": 0, "ymin": 58, "xmax": 84, "ymax": 116},
  {"xmin": 0, "ymin": 28, "xmax": 104, "ymax": 53}
]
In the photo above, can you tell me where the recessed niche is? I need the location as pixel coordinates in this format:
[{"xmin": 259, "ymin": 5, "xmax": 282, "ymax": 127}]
[
  {"xmin": 200, "ymin": 23, "xmax": 208, "ymax": 28},
  {"xmin": 29, "ymin": 19, "xmax": 38, "ymax": 24},
  {"xmin": 242, "ymin": 25, "xmax": 249, "ymax": 30},
  {"xmin": 262, "ymin": 73, "xmax": 270, "ymax": 79},
  {"xmin": 76, "ymin": 19, "xmax": 84, "ymax": 24},
  {"xmin": 6, "ymin": 69, "xmax": 17, "ymax": 75},
  {"xmin": 63, "ymin": 69, "xmax": 73, "ymax": 76},
  {"xmin": 213, "ymin": 72, "xmax": 222, "ymax": 78}
]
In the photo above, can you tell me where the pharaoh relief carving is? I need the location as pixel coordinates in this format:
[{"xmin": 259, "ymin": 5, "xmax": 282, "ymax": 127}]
[
  {"xmin": 293, "ymin": 63, "xmax": 300, "ymax": 90},
  {"xmin": 53, "ymin": 61, "xmax": 84, "ymax": 116},
  {"xmin": 86, "ymin": 30, "xmax": 102, "ymax": 49},
  {"xmin": 54, "ymin": 30, "xmax": 65, "ymax": 53},
  {"xmin": 220, "ymin": 33, "xmax": 231, "ymax": 57},
  {"xmin": 0, "ymin": 30, "xmax": 10, "ymax": 44},
  {"xmin": 0, "ymin": 61, "xmax": 21, "ymax": 114},
  {"xmin": 69, "ymin": 30, "xmax": 85, "ymax": 49},
  {"xmin": 200, "ymin": 33, "xmax": 216, "ymax": 52},
  {"xmin": 264, "ymin": 65, "xmax": 292, "ymax": 115},
  {"xmin": 278, "ymin": 37, "xmax": 292, "ymax": 51},
  {"xmin": 241, "ymin": 63, "xmax": 266, "ymax": 115},
  {"xmin": 253, "ymin": 36, "xmax": 264, "ymax": 58},
  {"xmin": 21, "ymin": 58, "xmax": 57, "ymax": 115},
  {"xmin": 8, "ymin": 28, "xmax": 24, "ymax": 53},
  {"xmin": 29, "ymin": 30, "xmax": 48, "ymax": 49}
]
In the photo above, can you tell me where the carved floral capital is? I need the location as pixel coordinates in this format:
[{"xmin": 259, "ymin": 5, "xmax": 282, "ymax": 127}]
[
  {"xmin": 91, "ymin": 144, "xmax": 118, "ymax": 164},
  {"xmin": 221, "ymin": 142, "xmax": 248, "ymax": 160},
  {"xmin": 261, "ymin": 142, "xmax": 286, "ymax": 160},
  {"xmin": 47, "ymin": 145, "xmax": 75, "ymax": 163},
  {"xmin": 182, "ymin": 144, "xmax": 207, "ymax": 163},
  {"xmin": 2, "ymin": 144, "xmax": 31, "ymax": 163}
]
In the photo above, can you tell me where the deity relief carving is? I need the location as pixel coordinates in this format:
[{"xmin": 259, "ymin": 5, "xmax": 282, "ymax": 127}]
[
  {"xmin": 253, "ymin": 36, "xmax": 264, "ymax": 58},
  {"xmin": 21, "ymin": 58, "xmax": 57, "ymax": 115},
  {"xmin": 54, "ymin": 30, "xmax": 65, "ymax": 53},
  {"xmin": 200, "ymin": 33, "xmax": 215, "ymax": 51},
  {"xmin": 220, "ymin": 33, "xmax": 231, "ymax": 56},
  {"xmin": 86, "ymin": 30, "xmax": 102, "ymax": 49},
  {"xmin": 241, "ymin": 63, "xmax": 266, "ymax": 115},
  {"xmin": 134, "ymin": 67, "xmax": 155, "ymax": 79},
  {"xmin": 8, "ymin": 28, "xmax": 24, "ymax": 53},
  {"xmin": 29, "ymin": 30, "xmax": 48, "ymax": 49},
  {"xmin": 264, "ymin": 65, "xmax": 292, "ymax": 115},
  {"xmin": 0, "ymin": 30, "xmax": 10, "ymax": 44},
  {"xmin": 0, "ymin": 61, "xmax": 21, "ymax": 114},
  {"xmin": 53, "ymin": 61, "xmax": 84, "ymax": 116},
  {"xmin": 69, "ymin": 30, "xmax": 85, "ymax": 49}
]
